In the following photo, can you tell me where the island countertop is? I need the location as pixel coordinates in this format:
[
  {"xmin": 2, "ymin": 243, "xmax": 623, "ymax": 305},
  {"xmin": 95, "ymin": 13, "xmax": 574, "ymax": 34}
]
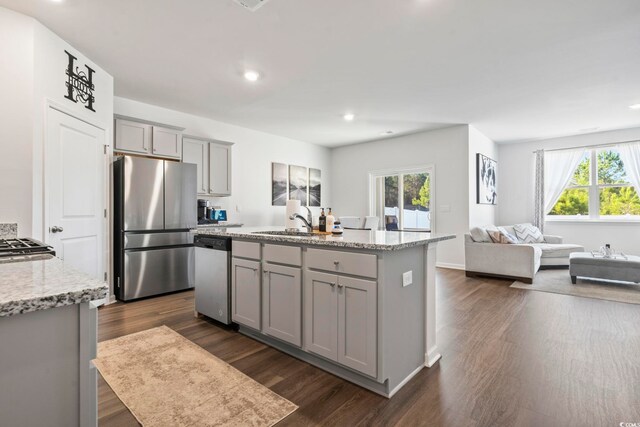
[
  {"xmin": 0, "ymin": 255, "xmax": 108, "ymax": 318},
  {"xmin": 194, "ymin": 226, "xmax": 455, "ymax": 251}
]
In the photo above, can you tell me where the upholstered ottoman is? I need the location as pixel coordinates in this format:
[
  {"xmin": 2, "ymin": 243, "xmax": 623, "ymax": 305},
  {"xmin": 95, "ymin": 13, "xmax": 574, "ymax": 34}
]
[{"xmin": 569, "ymin": 252, "xmax": 640, "ymax": 284}]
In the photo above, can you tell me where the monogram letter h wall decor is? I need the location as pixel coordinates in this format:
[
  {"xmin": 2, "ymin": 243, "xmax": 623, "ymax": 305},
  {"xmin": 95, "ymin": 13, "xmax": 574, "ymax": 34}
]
[{"xmin": 64, "ymin": 50, "xmax": 96, "ymax": 112}]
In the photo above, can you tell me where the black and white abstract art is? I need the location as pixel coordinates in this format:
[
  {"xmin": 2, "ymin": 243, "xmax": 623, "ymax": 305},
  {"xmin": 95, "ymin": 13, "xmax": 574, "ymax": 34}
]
[
  {"xmin": 272, "ymin": 162, "xmax": 288, "ymax": 206},
  {"xmin": 308, "ymin": 168, "xmax": 321, "ymax": 207},
  {"xmin": 289, "ymin": 165, "xmax": 308, "ymax": 206},
  {"xmin": 477, "ymin": 153, "xmax": 497, "ymax": 205}
]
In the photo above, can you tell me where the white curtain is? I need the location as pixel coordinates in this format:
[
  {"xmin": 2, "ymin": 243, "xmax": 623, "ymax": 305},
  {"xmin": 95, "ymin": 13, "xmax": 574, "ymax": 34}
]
[
  {"xmin": 617, "ymin": 141, "xmax": 640, "ymax": 194},
  {"xmin": 544, "ymin": 148, "xmax": 587, "ymax": 214},
  {"xmin": 533, "ymin": 150, "xmax": 545, "ymax": 231}
]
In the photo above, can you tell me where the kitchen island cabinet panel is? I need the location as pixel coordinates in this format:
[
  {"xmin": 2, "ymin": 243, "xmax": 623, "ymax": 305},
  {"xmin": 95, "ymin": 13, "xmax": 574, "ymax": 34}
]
[
  {"xmin": 231, "ymin": 258, "xmax": 261, "ymax": 330},
  {"xmin": 262, "ymin": 264, "xmax": 302, "ymax": 346},
  {"xmin": 337, "ymin": 275, "xmax": 377, "ymax": 377},
  {"xmin": 304, "ymin": 270, "xmax": 338, "ymax": 361}
]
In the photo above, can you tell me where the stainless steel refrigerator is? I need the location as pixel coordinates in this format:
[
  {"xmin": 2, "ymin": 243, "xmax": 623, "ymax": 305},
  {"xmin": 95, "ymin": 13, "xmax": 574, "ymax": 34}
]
[{"xmin": 113, "ymin": 155, "xmax": 197, "ymax": 301}]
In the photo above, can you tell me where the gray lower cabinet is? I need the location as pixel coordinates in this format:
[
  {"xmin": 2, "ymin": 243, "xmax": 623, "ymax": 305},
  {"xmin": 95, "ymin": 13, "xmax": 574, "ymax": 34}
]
[
  {"xmin": 304, "ymin": 270, "xmax": 378, "ymax": 377},
  {"xmin": 337, "ymin": 275, "xmax": 377, "ymax": 377},
  {"xmin": 305, "ymin": 271, "xmax": 339, "ymax": 360},
  {"xmin": 231, "ymin": 258, "xmax": 261, "ymax": 330},
  {"xmin": 262, "ymin": 264, "xmax": 302, "ymax": 346}
]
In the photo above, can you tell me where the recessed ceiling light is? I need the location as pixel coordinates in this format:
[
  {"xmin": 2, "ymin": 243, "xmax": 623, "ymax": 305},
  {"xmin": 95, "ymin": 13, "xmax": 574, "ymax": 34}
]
[
  {"xmin": 380, "ymin": 130, "xmax": 394, "ymax": 136},
  {"xmin": 629, "ymin": 104, "xmax": 640, "ymax": 110},
  {"xmin": 243, "ymin": 70, "xmax": 260, "ymax": 82},
  {"xmin": 343, "ymin": 113, "xmax": 355, "ymax": 121},
  {"xmin": 579, "ymin": 127, "xmax": 599, "ymax": 132}
]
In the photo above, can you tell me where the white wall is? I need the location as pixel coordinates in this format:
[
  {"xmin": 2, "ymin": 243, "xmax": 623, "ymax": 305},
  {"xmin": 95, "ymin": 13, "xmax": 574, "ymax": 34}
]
[
  {"xmin": 0, "ymin": 7, "xmax": 114, "ymax": 239},
  {"xmin": 0, "ymin": 8, "xmax": 34, "ymax": 236},
  {"xmin": 32, "ymin": 23, "xmax": 114, "ymax": 241},
  {"xmin": 468, "ymin": 125, "xmax": 498, "ymax": 228},
  {"xmin": 114, "ymin": 97, "xmax": 332, "ymax": 226},
  {"xmin": 498, "ymin": 127, "xmax": 640, "ymax": 253},
  {"xmin": 330, "ymin": 125, "xmax": 470, "ymax": 268}
]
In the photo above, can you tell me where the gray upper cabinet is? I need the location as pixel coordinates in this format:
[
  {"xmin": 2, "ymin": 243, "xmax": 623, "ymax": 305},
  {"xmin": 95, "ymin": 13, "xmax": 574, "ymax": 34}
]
[
  {"xmin": 231, "ymin": 258, "xmax": 261, "ymax": 330},
  {"xmin": 182, "ymin": 137, "xmax": 233, "ymax": 196},
  {"xmin": 209, "ymin": 142, "xmax": 232, "ymax": 196},
  {"xmin": 115, "ymin": 117, "xmax": 183, "ymax": 159},
  {"xmin": 115, "ymin": 119, "xmax": 152, "ymax": 155},
  {"xmin": 262, "ymin": 264, "xmax": 302, "ymax": 347},
  {"xmin": 182, "ymin": 137, "xmax": 209, "ymax": 194},
  {"xmin": 151, "ymin": 126, "xmax": 182, "ymax": 159}
]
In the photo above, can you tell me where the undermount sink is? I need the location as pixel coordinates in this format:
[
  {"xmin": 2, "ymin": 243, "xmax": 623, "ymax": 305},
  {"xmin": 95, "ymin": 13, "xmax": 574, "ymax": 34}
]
[{"xmin": 251, "ymin": 230, "xmax": 317, "ymax": 237}]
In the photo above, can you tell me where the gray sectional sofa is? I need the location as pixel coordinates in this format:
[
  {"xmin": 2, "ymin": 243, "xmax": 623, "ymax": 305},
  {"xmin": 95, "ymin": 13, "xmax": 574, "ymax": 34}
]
[{"xmin": 464, "ymin": 225, "xmax": 585, "ymax": 283}]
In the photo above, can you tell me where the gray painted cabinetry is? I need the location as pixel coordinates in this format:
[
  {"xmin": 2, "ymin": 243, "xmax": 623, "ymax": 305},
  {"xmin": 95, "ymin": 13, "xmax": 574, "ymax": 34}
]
[
  {"xmin": 115, "ymin": 118, "xmax": 182, "ymax": 159},
  {"xmin": 231, "ymin": 241, "xmax": 378, "ymax": 379},
  {"xmin": 231, "ymin": 257, "xmax": 261, "ymax": 330},
  {"xmin": 183, "ymin": 136, "xmax": 233, "ymax": 196},
  {"xmin": 200, "ymin": 227, "xmax": 451, "ymax": 397},
  {"xmin": 263, "ymin": 264, "xmax": 302, "ymax": 346}
]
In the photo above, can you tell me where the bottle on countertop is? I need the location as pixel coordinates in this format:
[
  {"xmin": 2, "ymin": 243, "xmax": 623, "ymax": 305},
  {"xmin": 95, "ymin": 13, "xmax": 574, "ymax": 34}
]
[
  {"xmin": 319, "ymin": 208, "xmax": 327, "ymax": 232},
  {"xmin": 326, "ymin": 208, "xmax": 335, "ymax": 231}
]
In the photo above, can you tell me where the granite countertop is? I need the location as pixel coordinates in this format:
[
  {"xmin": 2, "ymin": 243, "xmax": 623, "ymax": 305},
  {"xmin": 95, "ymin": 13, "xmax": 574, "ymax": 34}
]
[
  {"xmin": 0, "ymin": 223, "xmax": 18, "ymax": 239},
  {"xmin": 194, "ymin": 226, "xmax": 455, "ymax": 251},
  {"xmin": 196, "ymin": 223, "xmax": 244, "ymax": 229},
  {"xmin": 0, "ymin": 255, "xmax": 108, "ymax": 318}
]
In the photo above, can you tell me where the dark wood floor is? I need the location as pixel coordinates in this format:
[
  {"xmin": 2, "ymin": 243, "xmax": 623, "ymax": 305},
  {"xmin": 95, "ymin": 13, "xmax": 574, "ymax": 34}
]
[{"xmin": 98, "ymin": 269, "xmax": 640, "ymax": 427}]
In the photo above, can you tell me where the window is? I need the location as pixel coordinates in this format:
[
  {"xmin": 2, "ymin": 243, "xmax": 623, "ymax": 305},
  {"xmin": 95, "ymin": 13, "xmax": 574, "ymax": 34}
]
[
  {"xmin": 548, "ymin": 148, "xmax": 640, "ymax": 219},
  {"xmin": 370, "ymin": 167, "xmax": 433, "ymax": 231}
]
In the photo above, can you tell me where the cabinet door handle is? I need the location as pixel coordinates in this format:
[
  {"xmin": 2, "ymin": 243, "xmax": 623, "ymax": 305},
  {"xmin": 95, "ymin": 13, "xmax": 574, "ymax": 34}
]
[
  {"xmin": 263, "ymin": 270, "xmax": 268, "ymax": 274},
  {"xmin": 333, "ymin": 260, "xmax": 340, "ymax": 266},
  {"xmin": 337, "ymin": 283, "xmax": 344, "ymax": 289},
  {"xmin": 329, "ymin": 282, "xmax": 336, "ymax": 287}
]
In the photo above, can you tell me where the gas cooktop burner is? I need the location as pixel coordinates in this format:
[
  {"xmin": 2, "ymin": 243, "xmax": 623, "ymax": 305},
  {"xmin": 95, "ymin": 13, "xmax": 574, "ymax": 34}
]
[{"xmin": 0, "ymin": 238, "xmax": 56, "ymax": 259}]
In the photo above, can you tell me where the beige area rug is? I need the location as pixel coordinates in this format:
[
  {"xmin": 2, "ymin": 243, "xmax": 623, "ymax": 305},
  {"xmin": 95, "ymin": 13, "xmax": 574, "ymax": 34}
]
[
  {"xmin": 93, "ymin": 325, "xmax": 297, "ymax": 426},
  {"xmin": 511, "ymin": 269, "xmax": 640, "ymax": 305}
]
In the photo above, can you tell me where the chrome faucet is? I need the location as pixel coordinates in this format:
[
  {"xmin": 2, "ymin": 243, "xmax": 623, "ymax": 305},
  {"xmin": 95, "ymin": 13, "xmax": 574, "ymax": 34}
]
[{"xmin": 289, "ymin": 206, "xmax": 313, "ymax": 232}]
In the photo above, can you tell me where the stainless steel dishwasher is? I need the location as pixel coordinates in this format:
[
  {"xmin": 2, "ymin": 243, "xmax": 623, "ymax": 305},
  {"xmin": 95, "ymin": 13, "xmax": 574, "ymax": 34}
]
[{"xmin": 194, "ymin": 235, "xmax": 232, "ymax": 324}]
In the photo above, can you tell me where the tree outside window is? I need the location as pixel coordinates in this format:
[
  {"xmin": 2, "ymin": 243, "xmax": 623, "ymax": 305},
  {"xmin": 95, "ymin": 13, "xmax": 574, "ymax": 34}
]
[{"xmin": 548, "ymin": 149, "xmax": 640, "ymax": 217}]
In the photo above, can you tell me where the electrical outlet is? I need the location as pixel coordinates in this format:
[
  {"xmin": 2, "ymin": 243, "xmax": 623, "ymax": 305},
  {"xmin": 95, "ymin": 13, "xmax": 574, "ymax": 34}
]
[{"xmin": 402, "ymin": 271, "xmax": 413, "ymax": 287}]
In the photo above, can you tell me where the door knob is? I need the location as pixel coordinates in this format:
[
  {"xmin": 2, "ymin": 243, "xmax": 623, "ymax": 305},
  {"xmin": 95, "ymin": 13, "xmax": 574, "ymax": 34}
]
[{"xmin": 50, "ymin": 226, "xmax": 64, "ymax": 233}]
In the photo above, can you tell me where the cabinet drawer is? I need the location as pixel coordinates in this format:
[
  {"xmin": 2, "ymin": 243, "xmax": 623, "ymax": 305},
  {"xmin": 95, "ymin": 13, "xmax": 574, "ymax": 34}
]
[
  {"xmin": 263, "ymin": 244, "xmax": 302, "ymax": 266},
  {"xmin": 232, "ymin": 240, "xmax": 261, "ymax": 260},
  {"xmin": 307, "ymin": 249, "xmax": 377, "ymax": 279}
]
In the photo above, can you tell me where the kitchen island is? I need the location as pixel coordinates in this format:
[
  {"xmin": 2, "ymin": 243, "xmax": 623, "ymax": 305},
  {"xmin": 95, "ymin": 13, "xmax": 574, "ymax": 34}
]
[
  {"xmin": 0, "ymin": 255, "xmax": 108, "ymax": 427},
  {"xmin": 195, "ymin": 226, "xmax": 455, "ymax": 397}
]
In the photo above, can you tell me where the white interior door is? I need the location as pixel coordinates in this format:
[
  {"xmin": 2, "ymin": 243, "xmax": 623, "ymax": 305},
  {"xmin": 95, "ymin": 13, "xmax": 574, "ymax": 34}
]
[{"xmin": 46, "ymin": 107, "xmax": 106, "ymax": 281}]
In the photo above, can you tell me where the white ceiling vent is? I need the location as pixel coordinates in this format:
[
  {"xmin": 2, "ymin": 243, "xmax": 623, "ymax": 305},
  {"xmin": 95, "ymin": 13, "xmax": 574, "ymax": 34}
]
[{"xmin": 232, "ymin": 0, "xmax": 271, "ymax": 12}]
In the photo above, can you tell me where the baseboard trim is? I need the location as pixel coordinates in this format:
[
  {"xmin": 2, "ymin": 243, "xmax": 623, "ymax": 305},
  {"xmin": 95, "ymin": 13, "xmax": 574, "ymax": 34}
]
[
  {"xmin": 425, "ymin": 349, "xmax": 442, "ymax": 368},
  {"xmin": 436, "ymin": 262, "xmax": 465, "ymax": 270},
  {"xmin": 388, "ymin": 365, "xmax": 423, "ymax": 398}
]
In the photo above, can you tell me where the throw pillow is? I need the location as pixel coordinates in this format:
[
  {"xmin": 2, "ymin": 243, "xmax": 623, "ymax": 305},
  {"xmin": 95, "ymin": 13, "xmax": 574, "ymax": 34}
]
[
  {"xmin": 469, "ymin": 226, "xmax": 492, "ymax": 243},
  {"xmin": 487, "ymin": 226, "xmax": 518, "ymax": 244},
  {"xmin": 513, "ymin": 223, "xmax": 544, "ymax": 243}
]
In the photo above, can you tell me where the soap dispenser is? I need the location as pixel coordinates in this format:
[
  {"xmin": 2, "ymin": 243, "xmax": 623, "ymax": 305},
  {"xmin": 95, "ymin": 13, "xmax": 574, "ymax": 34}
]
[
  {"xmin": 326, "ymin": 208, "xmax": 335, "ymax": 231},
  {"xmin": 319, "ymin": 208, "xmax": 327, "ymax": 232}
]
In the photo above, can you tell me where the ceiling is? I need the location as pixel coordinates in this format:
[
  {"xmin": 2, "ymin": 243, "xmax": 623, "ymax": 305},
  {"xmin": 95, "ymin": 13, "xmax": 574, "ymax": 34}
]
[{"xmin": 2, "ymin": 0, "xmax": 640, "ymax": 147}]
